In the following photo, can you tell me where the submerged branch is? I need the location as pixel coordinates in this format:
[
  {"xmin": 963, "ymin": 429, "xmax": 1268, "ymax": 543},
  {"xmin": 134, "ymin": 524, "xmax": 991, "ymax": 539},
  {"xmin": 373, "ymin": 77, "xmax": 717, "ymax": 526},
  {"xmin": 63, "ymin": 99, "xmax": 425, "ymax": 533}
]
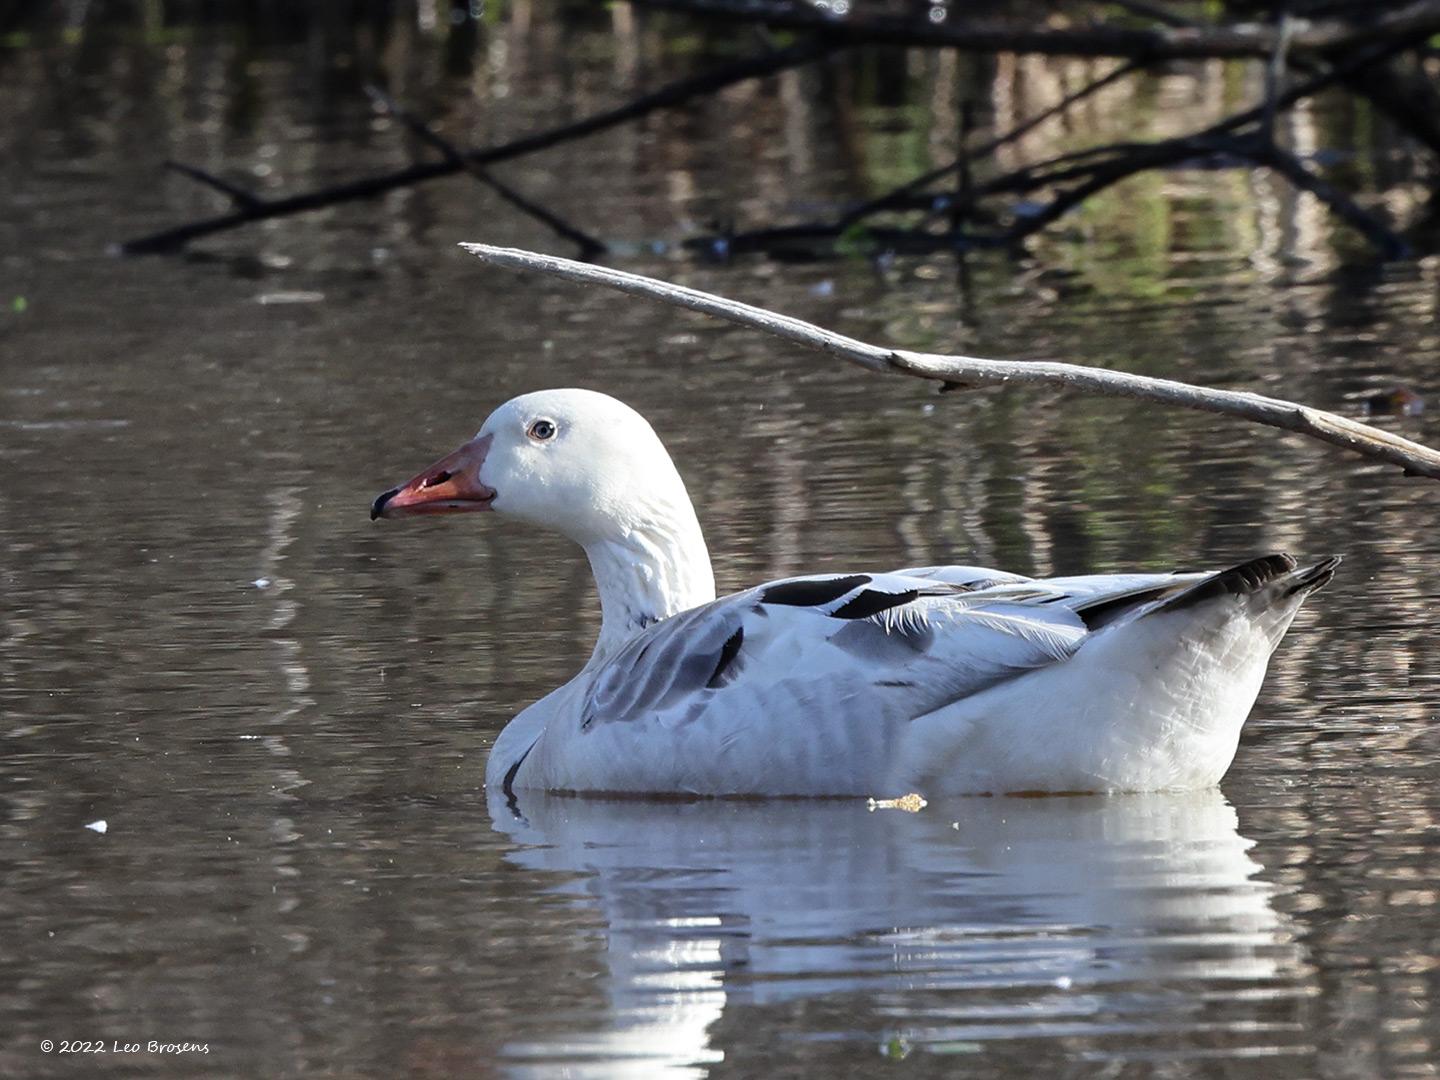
[{"xmin": 459, "ymin": 243, "xmax": 1440, "ymax": 482}]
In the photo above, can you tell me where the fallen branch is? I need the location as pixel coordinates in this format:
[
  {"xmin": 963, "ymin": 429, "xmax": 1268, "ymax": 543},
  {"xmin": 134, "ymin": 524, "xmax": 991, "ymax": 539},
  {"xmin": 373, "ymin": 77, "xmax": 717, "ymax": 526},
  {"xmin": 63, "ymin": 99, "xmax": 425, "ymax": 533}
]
[
  {"xmin": 115, "ymin": 39, "xmax": 840, "ymax": 255},
  {"xmin": 459, "ymin": 242, "xmax": 1440, "ymax": 481}
]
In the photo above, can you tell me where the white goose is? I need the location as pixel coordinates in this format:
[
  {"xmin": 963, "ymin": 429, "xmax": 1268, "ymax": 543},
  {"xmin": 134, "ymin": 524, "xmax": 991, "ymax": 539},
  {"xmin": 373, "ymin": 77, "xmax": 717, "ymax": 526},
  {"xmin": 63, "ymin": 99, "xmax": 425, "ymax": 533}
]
[{"xmin": 372, "ymin": 388, "xmax": 1337, "ymax": 799}]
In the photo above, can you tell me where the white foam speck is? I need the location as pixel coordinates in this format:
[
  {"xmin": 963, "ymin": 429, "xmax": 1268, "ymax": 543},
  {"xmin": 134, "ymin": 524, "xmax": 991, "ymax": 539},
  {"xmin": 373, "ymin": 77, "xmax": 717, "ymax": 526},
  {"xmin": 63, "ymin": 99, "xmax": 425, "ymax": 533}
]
[{"xmin": 256, "ymin": 291, "xmax": 325, "ymax": 305}]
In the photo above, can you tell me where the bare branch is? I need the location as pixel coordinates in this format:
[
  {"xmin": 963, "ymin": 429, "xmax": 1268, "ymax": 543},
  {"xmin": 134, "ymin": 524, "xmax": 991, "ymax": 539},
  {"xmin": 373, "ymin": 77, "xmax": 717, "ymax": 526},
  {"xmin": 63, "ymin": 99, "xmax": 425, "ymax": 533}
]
[{"xmin": 459, "ymin": 242, "xmax": 1440, "ymax": 482}]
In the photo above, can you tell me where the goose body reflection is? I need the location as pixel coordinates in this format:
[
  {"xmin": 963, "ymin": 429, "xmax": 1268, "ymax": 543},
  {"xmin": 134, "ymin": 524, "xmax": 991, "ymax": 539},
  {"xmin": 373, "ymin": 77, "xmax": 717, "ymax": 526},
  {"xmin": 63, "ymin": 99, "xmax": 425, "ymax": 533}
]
[
  {"xmin": 374, "ymin": 389, "xmax": 1338, "ymax": 796},
  {"xmin": 488, "ymin": 789, "xmax": 1308, "ymax": 1073}
]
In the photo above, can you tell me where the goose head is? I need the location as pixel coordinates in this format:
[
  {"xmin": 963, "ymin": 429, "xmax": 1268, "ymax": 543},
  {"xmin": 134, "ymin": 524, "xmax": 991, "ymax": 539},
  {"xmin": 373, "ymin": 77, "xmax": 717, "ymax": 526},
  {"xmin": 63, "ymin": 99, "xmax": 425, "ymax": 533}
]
[
  {"xmin": 371, "ymin": 388, "xmax": 716, "ymax": 651},
  {"xmin": 371, "ymin": 389, "xmax": 691, "ymax": 542}
]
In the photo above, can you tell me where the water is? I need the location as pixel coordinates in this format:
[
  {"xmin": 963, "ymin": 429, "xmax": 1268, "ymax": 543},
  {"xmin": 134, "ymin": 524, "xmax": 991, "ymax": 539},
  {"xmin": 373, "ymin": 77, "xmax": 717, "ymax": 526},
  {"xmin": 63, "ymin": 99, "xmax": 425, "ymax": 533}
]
[{"xmin": 4, "ymin": 9, "xmax": 1440, "ymax": 1077}]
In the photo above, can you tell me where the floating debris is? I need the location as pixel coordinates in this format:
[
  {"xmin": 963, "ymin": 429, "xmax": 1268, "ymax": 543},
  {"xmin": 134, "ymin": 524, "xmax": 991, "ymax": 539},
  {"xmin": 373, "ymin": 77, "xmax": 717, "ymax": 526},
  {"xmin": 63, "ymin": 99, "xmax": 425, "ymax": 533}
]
[
  {"xmin": 85, "ymin": 819, "xmax": 107, "ymax": 834},
  {"xmin": 252, "ymin": 577, "xmax": 272, "ymax": 589},
  {"xmin": 867, "ymin": 793, "xmax": 927, "ymax": 813}
]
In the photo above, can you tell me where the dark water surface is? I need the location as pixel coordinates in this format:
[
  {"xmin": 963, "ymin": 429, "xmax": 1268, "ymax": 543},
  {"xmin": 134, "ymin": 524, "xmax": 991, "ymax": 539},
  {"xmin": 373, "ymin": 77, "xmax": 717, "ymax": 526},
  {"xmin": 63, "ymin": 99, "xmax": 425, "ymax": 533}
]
[{"xmin": 4, "ymin": 12, "xmax": 1440, "ymax": 1078}]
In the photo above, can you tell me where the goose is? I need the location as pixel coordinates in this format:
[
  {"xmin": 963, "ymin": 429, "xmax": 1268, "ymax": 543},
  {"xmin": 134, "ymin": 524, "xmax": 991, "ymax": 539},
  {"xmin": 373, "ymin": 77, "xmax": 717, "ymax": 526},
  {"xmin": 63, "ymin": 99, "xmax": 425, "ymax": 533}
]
[{"xmin": 371, "ymin": 388, "xmax": 1337, "ymax": 798}]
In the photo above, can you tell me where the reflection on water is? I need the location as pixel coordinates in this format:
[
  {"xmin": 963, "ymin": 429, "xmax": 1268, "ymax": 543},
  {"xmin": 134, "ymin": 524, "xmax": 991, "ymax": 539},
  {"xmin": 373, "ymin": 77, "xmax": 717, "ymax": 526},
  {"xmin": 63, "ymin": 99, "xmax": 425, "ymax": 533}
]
[
  {"xmin": 4, "ymin": 5, "xmax": 1440, "ymax": 1078},
  {"xmin": 492, "ymin": 790, "xmax": 1308, "ymax": 1075}
]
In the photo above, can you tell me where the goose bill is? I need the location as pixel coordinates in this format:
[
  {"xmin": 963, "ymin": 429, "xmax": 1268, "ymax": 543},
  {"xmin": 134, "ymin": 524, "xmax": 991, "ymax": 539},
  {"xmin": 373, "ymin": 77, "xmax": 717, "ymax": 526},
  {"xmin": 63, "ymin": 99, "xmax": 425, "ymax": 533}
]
[{"xmin": 371, "ymin": 433, "xmax": 496, "ymax": 520}]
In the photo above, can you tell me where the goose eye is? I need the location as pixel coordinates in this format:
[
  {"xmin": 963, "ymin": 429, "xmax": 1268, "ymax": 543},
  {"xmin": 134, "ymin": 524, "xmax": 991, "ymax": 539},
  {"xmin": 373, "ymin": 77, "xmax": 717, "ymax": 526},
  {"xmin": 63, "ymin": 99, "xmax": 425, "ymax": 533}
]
[{"xmin": 527, "ymin": 419, "xmax": 557, "ymax": 442}]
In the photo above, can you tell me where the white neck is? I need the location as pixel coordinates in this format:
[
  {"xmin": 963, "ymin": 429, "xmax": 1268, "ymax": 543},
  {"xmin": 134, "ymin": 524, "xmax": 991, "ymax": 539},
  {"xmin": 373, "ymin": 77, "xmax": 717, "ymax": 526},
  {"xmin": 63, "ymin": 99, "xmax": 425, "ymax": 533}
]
[{"xmin": 582, "ymin": 514, "xmax": 715, "ymax": 661}]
